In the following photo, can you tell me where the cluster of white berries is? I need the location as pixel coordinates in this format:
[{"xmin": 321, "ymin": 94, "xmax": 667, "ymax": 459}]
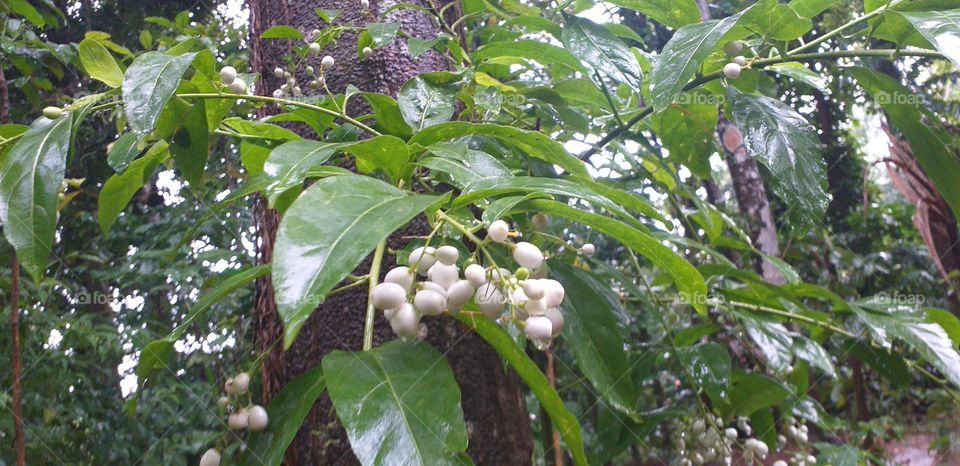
[
  {"xmin": 199, "ymin": 372, "xmax": 269, "ymax": 466},
  {"xmin": 371, "ymin": 219, "xmax": 568, "ymax": 349},
  {"xmin": 671, "ymin": 414, "xmax": 817, "ymax": 466},
  {"xmin": 219, "ymin": 66, "xmax": 248, "ymax": 94},
  {"xmin": 722, "ymin": 41, "xmax": 748, "ymax": 79},
  {"xmin": 267, "ymin": 30, "xmax": 337, "ymax": 99}
]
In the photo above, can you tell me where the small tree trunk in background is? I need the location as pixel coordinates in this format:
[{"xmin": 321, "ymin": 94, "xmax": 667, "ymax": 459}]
[{"xmin": 249, "ymin": 1, "xmax": 533, "ymax": 464}]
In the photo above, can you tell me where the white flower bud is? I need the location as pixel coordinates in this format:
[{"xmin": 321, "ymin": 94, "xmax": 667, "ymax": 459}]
[
  {"xmin": 475, "ymin": 283, "xmax": 504, "ymax": 319},
  {"xmin": 487, "ymin": 220, "xmax": 509, "ymax": 243},
  {"xmin": 434, "ymin": 245, "xmax": 459, "ymax": 265},
  {"xmin": 306, "ymin": 65, "xmax": 315, "ymax": 75},
  {"xmin": 525, "ymin": 315, "xmax": 553, "ymax": 341},
  {"xmin": 723, "ymin": 63, "xmax": 742, "ymax": 79},
  {"xmin": 321, "ymin": 55, "xmax": 335, "ymax": 69},
  {"xmin": 372, "ymin": 282, "xmax": 407, "ymax": 310},
  {"xmin": 199, "ymin": 448, "xmax": 221, "ymax": 466},
  {"xmin": 228, "ymin": 410, "xmax": 249, "ymax": 430},
  {"xmin": 309, "ymin": 43, "xmax": 322, "ymax": 56},
  {"xmin": 725, "ymin": 427, "xmax": 738, "ymax": 440},
  {"xmin": 384, "ymin": 266, "xmax": 414, "ymax": 292},
  {"xmin": 362, "ymin": 46, "xmax": 373, "ymax": 58},
  {"xmin": 247, "ymin": 405, "xmax": 269, "ymax": 432},
  {"xmin": 389, "ymin": 303, "xmax": 420, "ymax": 339},
  {"xmin": 228, "ymin": 78, "xmax": 247, "ymax": 94},
  {"xmin": 513, "ymin": 242, "xmax": 544, "ymax": 269},
  {"xmin": 219, "ymin": 66, "xmax": 237, "ymax": 84},
  {"xmin": 408, "ymin": 246, "xmax": 436, "ymax": 275},
  {"xmin": 414, "ymin": 289, "xmax": 446, "ymax": 316},
  {"xmin": 580, "ymin": 243, "xmax": 595, "ymax": 257},
  {"xmin": 464, "ymin": 264, "xmax": 486, "ymax": 288},
  {"xmin": 543, "ymin": 279, "xmax": 565, "ymax": 308}
]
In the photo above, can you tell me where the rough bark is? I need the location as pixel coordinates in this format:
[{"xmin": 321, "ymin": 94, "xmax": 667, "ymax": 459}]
[{"xmin": 249, "ymin": 1, "xmax": 533, "ymax": 464}]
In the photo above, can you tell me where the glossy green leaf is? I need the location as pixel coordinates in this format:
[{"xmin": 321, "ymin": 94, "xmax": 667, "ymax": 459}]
[
  {"xmin": 410, "ymin": 122, "xmax": 589, "ymax": 177},
  {"xmin": 551, "ymin": 262, "xmax": 637, "ymax": 415},
  {"xmin": 78, "ymin": 38, "xmax": 124, "ymax": 88},
  {"xmin": 850, "ymin": 67, "xmax": 960, "ymax": 219},
  {"xmin": 243, "ymin": 367, "xmax": 326, "ymax": 466},
  {"xmin": 765, "ymin": 62, "xmax": 829, "ymax": 91},
  {"xmin": 99, "ymin": 141, "xmax": 169, "ymax": 234},
  {"xmin": 398, "ymin": 75, "xmax": 460, "ymax": 130},
  {"xmin": 606, "ymin": 0, "xmax": 701, "ymax": 29},
  {"xmin": 743, "ymin": 320, "xmax": 794, "ymax": 373},
  {"xmin": 366, "ymin": 22, "xmax": 401, "ymax": 47},
  {"xmin": 727, "ymin": 87, "xmax": 828, "ymax": 229},
  {"xmin": 273, "ymin": 176, "xmax": 446, "ymax": 348},
  {"xmin": 788, "ymin": 0, "xmax": 839, "ymax": 18},
  {"xmin": 363, "ymin": 93, "xmax": 414, "ymax": 138},
  {"xmin": 845, "ymin": 341, "xmax": 909, "ymax": 388},
  {"xmin": 897, "ymin": 9, "xmax": 960, "ymax": 69},
  {"xmin": 650, "ymin": 13, "xmax": 743, "ymax": 111},
  {"xmin": 562, "ymin": 16, "xmax": 643, "ymax": 89},
  {"xmin": 813, "ymin": 443, "xmax": 863, "ymax": 466},
  {"xmin": 453, "ymin": 313, "xmax": 588, "ymax": 465},
  {"xmin": 323, "ymin": 342, "xmax": 468, "ymax": 466},
  {"xmin": 420, "ymin": 146, "xmax": 512, "ymax": 189},
  {"xmin": 740, "ymin": 0, "xmax": 813, "ymax": 41},
  {"xmin": 122, "ymin": 51, "xmax": 198, "ymax": 135},
  {"xmin": 222, "ymin": 118, "xmax": 301, "ymax": 174},
  {"xmin": 261, "ymin": 25, "xmax": 304, "ymax": 40},
  {"xmin": 793, "ymin": 336, "xmax": 837, "ymax": 379},
  {"xmin": 0, "ymin": 115, "xmax": 73, "ymax": 282},
  {"xmin": 650, "ymin": 101, "xmax": 717, "ymax": 178},
  {"xmin": 926, "ymin": 308, "xmax": 960, "ymax": 346},
  {"xmin": 260, "ymin": 140, "xmax": 343, "ymax": 207},
  {"xmin": 853, "ymin": 303, "xmax": 960, "ymax": 388},
  {"xmin": 472, "ymin": 40, "xmax": 587, "ymax": 73},
  {"xmin": 408, "ymin": 37, "xmax": 440, "ymax": 58},
  {"xmin": 676, "ymin": 343, "xmax": 731, "ymax": 404},
  {"xmin": 518, "ymin": 199, "xmax": 708, "ymax": 315},
  {"xmin": 345, "ymin": 135, "xmax": 410, "ymax": 181},
  {"xmin": 106, "ymin": 132, "xmax": 142, "ymax": 173},
  {"xmin": 166, "ymin": 97, "xmax": 209, "ymax": 185},
  {"xmin": 726, "ymin": 372, "xmax": 792, "ymax": 417},
  {"xmin": 8, "ymin": 0, "xmax": 44, "ymax": 26}
]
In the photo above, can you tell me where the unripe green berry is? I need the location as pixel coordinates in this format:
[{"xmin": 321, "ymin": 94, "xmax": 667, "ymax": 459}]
[{"xmin": 43, "ymin": 106, "xmax": 63, "ymax": 120}]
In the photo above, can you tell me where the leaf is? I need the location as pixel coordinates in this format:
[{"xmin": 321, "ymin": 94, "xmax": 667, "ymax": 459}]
[
  {"xmin": 99, "ymin": 141, "xmax": 169, "ymax": 234},
  {"xmin": 242, "ymin": 367, "xmax": 326, "ymax": 466},
  {"xmin": 926, "ymin": 308, "xmax": 960, "ymax": 346},
  {"xmin": 472, "ymin": 40, "xmax": 588, "ymax": 73},
  {"xmin": 221, "ymin": 118, "xmax": 301, "ymax": 174},
  {"xmin": 676, "ymin": 343, "xmax": 732, "ymax": 404},
  {"xmin": 366, "ymin": 22, "xmax": 401, "ymax": 47},
  {"xmin": 650, "ymin": 101, "xmax": 717, "ymax": 178},
  {"xmin": 323, "ymin": 342, "xmax": 468, "ymax": 466},
  {"xmin": 453, "ymin": 313, "xmax": 588, "ymax": 465},
  {"xmin": 136, "ymin": 340, "xmax": 174, "ymax": 378},
  {"xmin": 740, "ymin": 0, "xmax": 813, "ymax": 41},
  {"xmin": 562, "ymin": 16, "xmax": 643, "ymax": 89},
  {"xmin": 409, "ymin": 122, "xmax": 589, "ymax": 177},
  {"xmin": 8, "ymin": 0, "xmax": 44, "ymax": 26},
  {"xmin": 897, "ymin": 9, "xmax": 960, "ymax": 70},
  {"xmin": 649, "ymin": 13, "xmax": 743, "ymax": 111},
  {"xmin": 813, "ymin": 443, "xmax": 863, "ymax": 466},
  {"xmin": 363, "ymin": 93, "xmax": 415, "ymax": 138},
  {"xmin": 850, "ymin": 67, "xmax": 960, "ymax": 219},
  {"xmin": 408, "ymin": 37, "xmax": 440, "ymax": 58},
  {"xmin": 853, "ymin": 304, "xmax": 960, "ymax": 388},
  {"xmin": 793, "ymin": 336, "xmax": 837, "ymax": 379},
  {"xmin": 273, "ymin": 176, "xmax": 446, "ymax": 348},
  {"xmin": 606, "ymin": 0, "xmax": 701, "ymax": 29},
  {"xmin": 122, "ymin": 51, "xmax": 198, "ymax": 135},
  {"xmin": 166, "ymin": 97, "xmax": 209, "ymax": 185},
  {"xmin": 106, "ymin": 132, "xmax": 143, "ymax": 173},
  {"xmin": 78, "ymin": 38, "xmax": 124, "ymax": 88},
  {"xmin": 420, "ymin": 146, "xmax": 512, "ymax": 189},
  {"xmin": 726, "ymin": 372, "xmax": 792, "ymax": 417},
  {"xmin": 844, "ymin": 341, "xmax": 909, "ymax": 388},
  {"xmin": 550, "ymin": 262, "xmax": 637, "ymax": 415},
  {"xmin": 345, "ymin": 135, "xmax": 411, "ymax": 181},
  {"xmin": 726, "ymin": 87, "xmax": 828, "ymax": 229},
  {"xmin": 765, "ymin": 62, "xmax": 829, "ymax": 91},
  {"xmin": 261, "ymin": 25, "xmax": 304, "ymax": 40},
  {"xmin": 743, "ymin": 320, "xmax": 794, "ymax": 373},
  {"xmin": 260, "ymin": 140, "xmax": 343, "ymax": 207},
  {"xmin": 788, "ymin": 0, "xmax": 839, "ymax": 18},
  {"xmin": 398, "ymin": 75, "xmax": 460, "ymax": 130},
  {"xmin": 0, "ymin": 115, "xmax": 72, "ymax": 282},
  {"xmin": 517, "ymin": 199, "xmax": 708, "ymax": 315}
]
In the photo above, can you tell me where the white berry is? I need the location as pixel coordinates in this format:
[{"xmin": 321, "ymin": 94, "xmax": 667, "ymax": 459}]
[
  {"xmin": 580, "ymin": 243, "xmax": 595, "ymax": 257},
  {"xmin": 408, "ymin": 246, "xmax": 436, "ymax": 275},
  {"xmin": 543, "ymin": 279, "xmax": 565, "ymax": 308},
  {"xmin": 228, "ymin": 410, "xmax": 249, "ymax": 430},
  {"xmin": 526, "ymin": 297, "xmax": 548, "ymax": 316},
  {"xmin": 446, "ymin": 280, "xmax": 474, "ymax": 311},
  {"xmin": 522, "ymin": 280, "xmax": 545, "ymax": 300},
  {"xmin": 427, "ymin": 262, "xmax": 459, "ymax": 289},
  {"xmin": 488, "ymin": 220, "xmax": 509, "ymax": 243},
  {"xmin": 420, "ymin": 280, "xmax": 447, "ymax": 296},
  {"xmin": 773, "ymin": 462, "xmax": 788, "ymax": 466},
  {"xmin": 513, "ymin": 242, "xmax": 544, "ymax": 269},
  {"xmin": 723, "ymin": 63, "xmax": 742, "ymax": 79},
  {"xmin": 309, "ymin": 43, "xmax": 322, "ymax": 56},
  {"xmin": 217, "ymin": 396, "xmax": 230, "ymax": 409},
  {"xmin": 414, "ymin": 289, "xmax": 446, "ymax": 316},
  {"xmin": 361, "ymin": 0, "xmax": 370, "ymax": 9},
  {"xmin": 724, "ymin": 41, "xmax": 743, "ymax": 56},
  {"xmin": 372, "ymin": 282, "xmax": 407, "ymax": 310},
  {"xmin": 247, "ymin": 405, "xmax": 269, "ymax": 432},
  {"xmin": 233, "ymin": 372, "xmax": 250, "ymax": 393},
  {"xmin": 224, "ymin": 377, "xmax": 240, "ymax": 395},
  {"xmin": 475, "ymin": 283, "xmax": 505, "ymax": 319},
  {"xmin": 384, "ymin": 266, "xmax": 414, "ymax": 292},
  {"xmin": 464, "ymin": 264, "xmax": 486, "ymax": 288},
  {"xmin": 725, "ymin": 427, "xmax": 738, "ymax": 440},
  {"xmin": 199, "ymin": 448, "xmax": 221, "ymax": 466},
  {"xmin": 545, "ymin": 307, "xmax": 564, "ymax": 337},
  {"xmin": 434, "ymin": 245, "xmax": 459, "ymax": 265},
  {"xmin": 362, "ymin": 46, "xmax": 373, "ymax": 58},
  {"xmin": 228, "ymin": 78, "xmax": 247, "ymax": 94},
  {"xmin": 274, "ymin": 67, "xmax": 285, "ymax": 78},
  {"xmin": 733, "ymin": 55, "xmax": 748, "ymax": 66},
  {"xmin": 389, "ymin": 303, "xmax": 420, "ymax": 339},
  {"xmin": 321, "ymin": 55, "xmax": 335, "ymax": 69},
  {"xmin": 219, "ymin": 66, "xmax": 237, "ymax": 84},
  {"xmin": 525, "ymin": 316, "xmax": 553, "ymax": 341}
]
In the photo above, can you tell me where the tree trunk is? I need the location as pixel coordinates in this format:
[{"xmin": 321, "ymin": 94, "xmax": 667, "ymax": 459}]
[{"xmin": 248, "ymin": 2, "xmax": 534, "ymax": 464}]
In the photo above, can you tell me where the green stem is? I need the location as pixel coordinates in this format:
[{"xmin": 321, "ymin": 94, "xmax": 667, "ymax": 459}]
[
  {"xmin": 582, "ymin": 48, "xmax": 945, "ymax": 159},
  {"xmin": 718, "ymin": 299, "xmax": 858, "ymax": 339},
  {"xmin": 176, "ymin": 92, "xmax": 381, "ymax": 137},
  {"xmin": 788, "ymin": 2, "xmax": 897, "ymax": 54},
  {"xmin": 363, "ymin": 240, "xmax": 387, "ymax": 351}
]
